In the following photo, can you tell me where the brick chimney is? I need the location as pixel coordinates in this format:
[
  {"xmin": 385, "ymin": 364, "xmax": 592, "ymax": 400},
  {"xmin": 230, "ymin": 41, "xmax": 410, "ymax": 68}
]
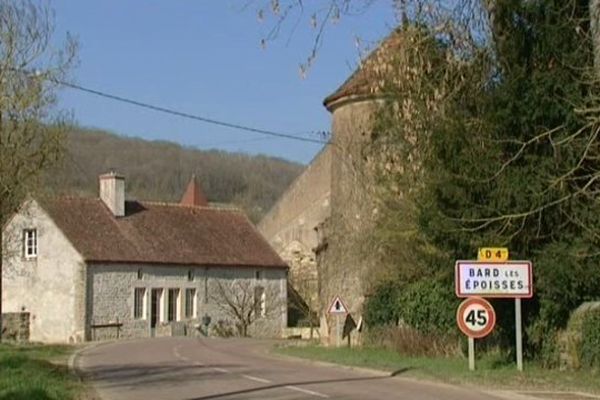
[
  {"xmin": 181, "ymin": 175, "xmax": 208, "ymax": 206},
  {"xmin": 99, "ymin": 171, "xmax": 125, "ymax": 217}
]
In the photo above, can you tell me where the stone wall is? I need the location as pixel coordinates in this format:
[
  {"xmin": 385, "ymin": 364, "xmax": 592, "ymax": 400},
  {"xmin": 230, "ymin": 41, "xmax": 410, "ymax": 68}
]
[
  {"xmin": 0, "ymin": 312, "xmax": 30, "ymax": 342},
  {"xmin": 258, "ymin": 147, "xmax": 331, "ymax": 324},
  {"xmin": 2, "ymin": 200, "xmax": 86, "ymax": 343},
  {"xmin": 88, "ymin": 263, "xmax": 287, "ymax": 340}
]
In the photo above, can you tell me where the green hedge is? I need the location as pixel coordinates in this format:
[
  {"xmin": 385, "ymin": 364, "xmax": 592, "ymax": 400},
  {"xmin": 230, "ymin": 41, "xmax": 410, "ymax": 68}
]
[
  {"xmin": 580, "ymin": 309, "xmax": 600, "ymax": 368},
  {"xmin": 397, "ymin": 280, "xmax": 457, "ymax": 334},
  {"xmin": 364, "ymin": 279, "xmax": 457, "ymax": 335},
  {"xmin": 364, "ymin": 281, "xmax": 401, "ymax": 326}
]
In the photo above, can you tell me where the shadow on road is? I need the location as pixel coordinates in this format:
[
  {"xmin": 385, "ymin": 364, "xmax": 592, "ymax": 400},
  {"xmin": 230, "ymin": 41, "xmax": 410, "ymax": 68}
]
[
  {"xmin": 81, "ymin": 362, "xmax": 245, "ymax": 389},
  {"xmin": 82, "ymin": 358, "xmax": 414, "ymax": 398},
  {"xmin": 182, "ymin": 367, "xmax": 414, "ymax": 400}
]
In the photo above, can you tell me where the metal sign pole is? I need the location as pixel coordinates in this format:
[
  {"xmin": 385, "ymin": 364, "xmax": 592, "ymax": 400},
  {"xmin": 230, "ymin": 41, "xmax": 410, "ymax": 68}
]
[
  {"xmin": 336, "ymin": 314, "xmax": 340, "ymax": 347},
  {"xmin": 468, "ymin": 337, "xmax": 475, "ymax": 371},
  {"xmin": 515, "ymin": 298, "xmax": 523, "ymax": 371}
]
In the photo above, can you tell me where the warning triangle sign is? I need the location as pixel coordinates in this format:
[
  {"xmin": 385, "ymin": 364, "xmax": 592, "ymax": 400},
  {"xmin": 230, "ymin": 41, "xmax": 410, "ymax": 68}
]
[{"xmin": 328, "ymin": 296, "xmax": 348, "ymax": 314}]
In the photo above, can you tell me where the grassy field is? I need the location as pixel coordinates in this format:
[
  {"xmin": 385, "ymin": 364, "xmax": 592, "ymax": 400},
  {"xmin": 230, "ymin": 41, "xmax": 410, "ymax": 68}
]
[
  {"xmin": 275, "ymin": 345, "xmax": 600, "ymax": 394},
  {"xmin": 0, "ymin": 343, "xmax": 86, "ymax": 400}
]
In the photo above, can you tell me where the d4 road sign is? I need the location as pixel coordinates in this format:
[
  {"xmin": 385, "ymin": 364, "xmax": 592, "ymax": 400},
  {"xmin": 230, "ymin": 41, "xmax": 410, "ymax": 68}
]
[
  {"xmin": 478, "ymin": 247, "xmax": 509, "ymax": 262},
  {"xmin": 457, "ymin": 297, "xmax": 496, "ymax": 339},
  {"xmin": 328, "ymin": 296, "xmax": 348, "ymax": 314}
]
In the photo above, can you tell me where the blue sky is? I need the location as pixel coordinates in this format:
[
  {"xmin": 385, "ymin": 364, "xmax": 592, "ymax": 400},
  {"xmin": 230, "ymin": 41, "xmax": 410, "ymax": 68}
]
[{"xmin": 51, "ymin": 1, "xmax": 396, "ymax": 164}]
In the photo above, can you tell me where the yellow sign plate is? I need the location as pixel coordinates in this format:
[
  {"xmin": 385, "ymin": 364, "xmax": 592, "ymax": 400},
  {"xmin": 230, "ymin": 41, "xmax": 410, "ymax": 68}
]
[{"xmin": 478, "ymin": 247, "xmax": 509, "ymax": 262}]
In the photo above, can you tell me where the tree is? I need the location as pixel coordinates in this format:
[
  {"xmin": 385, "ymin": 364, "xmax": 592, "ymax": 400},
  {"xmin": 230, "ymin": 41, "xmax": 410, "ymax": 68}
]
[
  {"xmin": 210, "ymin": 279, "xmax": 283, "ymax": 337},
  {"xmin": 254, "ymin": 1, "xmax": 492, "ymax": 76},
  {"xmin": 0, "ymin": 0, "xmax": 77, "ymax": 339},
  {"xmin": 258, "ymin": 0, "xmax": 600, "ymax": 359},
  {"xmin": 363, "ymin": 0, "xmax": 600, "ymax": 357}
]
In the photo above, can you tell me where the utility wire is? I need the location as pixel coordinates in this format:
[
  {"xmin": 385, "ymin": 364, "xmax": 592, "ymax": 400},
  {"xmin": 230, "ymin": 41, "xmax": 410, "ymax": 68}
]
[{"xmin": 52, "ymin": 78, "xmax": 330, "ymax": 145}]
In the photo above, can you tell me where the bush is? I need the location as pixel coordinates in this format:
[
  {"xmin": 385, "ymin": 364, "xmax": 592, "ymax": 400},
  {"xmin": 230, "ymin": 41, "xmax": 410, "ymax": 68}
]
[
  {"xmin": 580, "ymin": 309, "xmax": 600, "ymax": 369},
  {"xmin": 364, "ymin": 281, "xmax": 401, "ymax": 326},
  {"xmin": 397, "ymin": 279, "xmax": 457, "ymax": 335},
  {"xmin": 538, "ymin": 328, "xmax": 561, "ymax": 368},
  {"xmin": 365, "ymin": 325, "xmax": 458, "ymax": 357},
  {"xmin": 560, "ymin": 302, "xmax": 600, "ymax": 369},
  {"xmin": 211, "ymin": 319, "xmax": 235, "ymax": 337}
]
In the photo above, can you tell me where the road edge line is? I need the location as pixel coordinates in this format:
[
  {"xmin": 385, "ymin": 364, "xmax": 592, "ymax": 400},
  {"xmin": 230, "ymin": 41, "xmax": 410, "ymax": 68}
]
[{"xmin": 268, "ymin": 346, "xmax": 551, "ymax": 400}]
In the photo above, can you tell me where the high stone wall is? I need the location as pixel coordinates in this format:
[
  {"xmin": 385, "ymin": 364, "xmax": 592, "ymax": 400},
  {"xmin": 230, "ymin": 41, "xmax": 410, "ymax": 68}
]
[{"xmin": 258, "ymin": 147, "xmax": 331, "ymax": 324}]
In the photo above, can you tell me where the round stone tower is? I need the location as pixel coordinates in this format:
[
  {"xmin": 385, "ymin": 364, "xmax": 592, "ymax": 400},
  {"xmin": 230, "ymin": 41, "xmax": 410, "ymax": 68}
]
[{"xmin": 320, "ymin": 28, "xmax": 407, "ymax": 345}]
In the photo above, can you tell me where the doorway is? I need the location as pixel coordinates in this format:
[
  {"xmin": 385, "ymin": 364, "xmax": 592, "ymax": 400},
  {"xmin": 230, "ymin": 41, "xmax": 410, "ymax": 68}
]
[{"xmin": 150, "ymin": 289, "xmax": 162, "ymax": 337}]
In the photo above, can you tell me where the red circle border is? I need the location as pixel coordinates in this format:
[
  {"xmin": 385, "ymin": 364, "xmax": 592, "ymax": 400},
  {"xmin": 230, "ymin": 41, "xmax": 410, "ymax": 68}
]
[{"xmin": 456, "ymin": 297, "xmax": 496, "ymax": 339}]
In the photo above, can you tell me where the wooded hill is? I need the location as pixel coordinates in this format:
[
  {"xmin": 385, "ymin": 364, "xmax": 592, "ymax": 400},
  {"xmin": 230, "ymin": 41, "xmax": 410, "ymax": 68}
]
[{"xmin": 44, "ymin": 127, "xmax": 304, "ymax": 222}]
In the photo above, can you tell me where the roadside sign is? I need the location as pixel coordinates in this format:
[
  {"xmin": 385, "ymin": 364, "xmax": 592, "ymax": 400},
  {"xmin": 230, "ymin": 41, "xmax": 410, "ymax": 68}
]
[
  {"xmin": 455, "ymin": 261, "xmax": 533, "ymax": 298},
  {"xmin": 478, "ymin": 247, "xmax": 509, "ymax": 262},
  {"xmin": 456, "ymin": 297, "xmax": 496, "ymax": 339},
  {"xmin": 328, "ymin": 296, "xmax": 348, "ymax": 314}
]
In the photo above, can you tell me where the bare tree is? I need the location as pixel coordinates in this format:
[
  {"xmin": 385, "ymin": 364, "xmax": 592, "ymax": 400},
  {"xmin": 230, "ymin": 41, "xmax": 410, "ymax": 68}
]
[
  {"xmin": 0, "ymin": 0, "xmax": 77, "ymax": 339},
  {"xmin": 210, "ymin": 279, "xmax": 283, "ymax": 337}
]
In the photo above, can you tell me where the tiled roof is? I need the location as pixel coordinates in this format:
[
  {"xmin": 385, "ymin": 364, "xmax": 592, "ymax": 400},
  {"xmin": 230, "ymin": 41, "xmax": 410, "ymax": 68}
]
[
  {"xmin": 323, "ymin": 27, "xmax": 406, "ymax": 110},
  {"xmin": 40, "ymin": 197, "xmax": 287, "ymax": 268}
]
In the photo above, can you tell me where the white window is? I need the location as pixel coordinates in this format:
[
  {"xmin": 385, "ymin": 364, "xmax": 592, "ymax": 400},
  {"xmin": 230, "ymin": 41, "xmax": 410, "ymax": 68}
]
[
  {"xmin": 185, "ymin": 288, "xmax": 196, "ymax": 318},
  {"xmin": 167, "ymin": 288, "xmax": 180, "ymax": 322},
  {"xmin": 134, "ymin": 288, "xmax": 146, "ymax": 320},
  {"xmin": 23, "ymin": 229, "xmax": 37, "ymax": 259}
]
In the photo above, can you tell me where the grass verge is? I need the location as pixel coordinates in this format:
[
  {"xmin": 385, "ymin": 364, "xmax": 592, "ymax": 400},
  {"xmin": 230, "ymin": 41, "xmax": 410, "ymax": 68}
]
[
  {"xmin": 0, "ymin": 342, "xmax": 86, "ymax": 400},
  {"xmin": 275, "ymin": 344, "xmax": 600, "ymax": 394}
]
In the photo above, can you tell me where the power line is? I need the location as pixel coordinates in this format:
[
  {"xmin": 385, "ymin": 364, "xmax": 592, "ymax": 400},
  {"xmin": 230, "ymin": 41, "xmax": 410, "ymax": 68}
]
[{"xmin": 52, "ymin": 78, "xmax": 330, "ymax": 145}]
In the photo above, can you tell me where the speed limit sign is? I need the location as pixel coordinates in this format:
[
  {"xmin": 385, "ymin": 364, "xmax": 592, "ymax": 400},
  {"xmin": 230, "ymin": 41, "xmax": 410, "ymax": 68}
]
[{"xmin": 457, "ymin": 297, "xmax": 496, "ymax": 339}]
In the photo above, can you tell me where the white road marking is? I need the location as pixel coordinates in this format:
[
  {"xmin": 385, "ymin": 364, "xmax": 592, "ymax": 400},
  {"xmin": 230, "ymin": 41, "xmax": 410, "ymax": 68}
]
[
  {"xmin": 285, "ymin": 385, "xmax": 330, "ymax": 398},
  {"xmin": 173, "ymin": 346, "xmax": 182, "ymax": 359},
  {"xmin": 173, "ymin": 346, "xmax": 192, "ymax": 362},
  {"xmin": 213, "ymin": 367, "xmax": 229, "ymax": 373},
  {"xmin": 242, "ymin": 374, "xmax": 271, "ymax": 384}
]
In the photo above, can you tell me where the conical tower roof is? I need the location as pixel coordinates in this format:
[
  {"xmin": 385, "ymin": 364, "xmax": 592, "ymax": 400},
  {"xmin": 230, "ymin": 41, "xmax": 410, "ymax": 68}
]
[
  {"xmin": 180, "ymin": 175, "xmax": 209, "ymax": 207},
  {"xmin": 323, "ymin": 27, "xmax": 408, "ymax": 111}
]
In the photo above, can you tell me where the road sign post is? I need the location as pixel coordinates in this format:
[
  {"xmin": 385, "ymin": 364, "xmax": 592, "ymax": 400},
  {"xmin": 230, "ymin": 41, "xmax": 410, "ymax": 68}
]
[
  {"xmin": 515, "ymin": 298, "xmax": 523, "ymax": 371},
  {"xmin": 455, "ymin": 248, "xmax": 532, "ymax": 372},
  {"xmin": 328, "ymin": 296, "xmax": 348, "ymax": 348},
  {"xmin": 468, "ymin": 337, "xmax": 475, "ymax": 371},
  {"xmin": 456, "ymin": 297, "xmax": 496, "ymax": 371}
]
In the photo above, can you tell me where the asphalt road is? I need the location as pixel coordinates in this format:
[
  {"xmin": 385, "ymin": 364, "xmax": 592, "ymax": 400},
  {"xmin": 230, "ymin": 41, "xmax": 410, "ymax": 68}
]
[{"xmin": 77, "ymin": 337, "xmax": 505, "ymax": 400}]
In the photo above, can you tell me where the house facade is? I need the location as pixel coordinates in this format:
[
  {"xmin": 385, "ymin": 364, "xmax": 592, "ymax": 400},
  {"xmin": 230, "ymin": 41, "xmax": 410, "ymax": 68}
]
[{"xmin": 2, "ymin": 173, "xmax": 288, "ymax": 343}]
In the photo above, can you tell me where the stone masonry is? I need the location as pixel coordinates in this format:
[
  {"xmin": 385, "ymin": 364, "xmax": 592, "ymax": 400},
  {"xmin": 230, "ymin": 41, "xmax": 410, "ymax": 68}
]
[
  {"xmin": 258, "ymin": 147, "xmax": 331, "ymax": 327},
  {"xmin": 1, "ymin": 312, "xmax": 30, "ymax": 342},
  {"xmin": 88, "ymin": 263, "xmax": 286, "ymax": 340},
  {"xmin": 2, "ymin": 200, "xmax": 86, "ymax": 343}
]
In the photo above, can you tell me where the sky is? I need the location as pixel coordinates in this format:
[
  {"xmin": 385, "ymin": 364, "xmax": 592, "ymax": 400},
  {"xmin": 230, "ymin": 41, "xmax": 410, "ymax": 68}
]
[{"xmin": 50, "ymin": 1, "xmax": 396, "ymax": 164}]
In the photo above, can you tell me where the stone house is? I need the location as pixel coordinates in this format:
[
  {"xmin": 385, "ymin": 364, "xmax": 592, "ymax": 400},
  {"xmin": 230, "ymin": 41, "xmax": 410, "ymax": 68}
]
[
  {"xmin": 260, "ymin": 28, "xmax": 406, "ymax": 344},
  {"xmin": 2, "ymin": 173, "xmax": 288, "ymax": 343}
]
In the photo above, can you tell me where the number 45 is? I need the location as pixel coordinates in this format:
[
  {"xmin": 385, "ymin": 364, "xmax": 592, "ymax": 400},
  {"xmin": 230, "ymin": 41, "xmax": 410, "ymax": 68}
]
[{"xmin": 466, "ymin": 309, "xmax": 487, "ymax": 326}]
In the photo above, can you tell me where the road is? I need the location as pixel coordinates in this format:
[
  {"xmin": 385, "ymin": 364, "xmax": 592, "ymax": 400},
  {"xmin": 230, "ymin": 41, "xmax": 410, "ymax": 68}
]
[{"xmin": 77, "ymin": 337, "xmax": 504, "ymax": 400}]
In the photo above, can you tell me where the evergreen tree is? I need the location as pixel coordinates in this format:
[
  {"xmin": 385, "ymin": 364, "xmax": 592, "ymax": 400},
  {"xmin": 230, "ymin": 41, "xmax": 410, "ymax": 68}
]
[{"xmin": 367, "ymin": 1, "xmax": 600, "ymax": 357}]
